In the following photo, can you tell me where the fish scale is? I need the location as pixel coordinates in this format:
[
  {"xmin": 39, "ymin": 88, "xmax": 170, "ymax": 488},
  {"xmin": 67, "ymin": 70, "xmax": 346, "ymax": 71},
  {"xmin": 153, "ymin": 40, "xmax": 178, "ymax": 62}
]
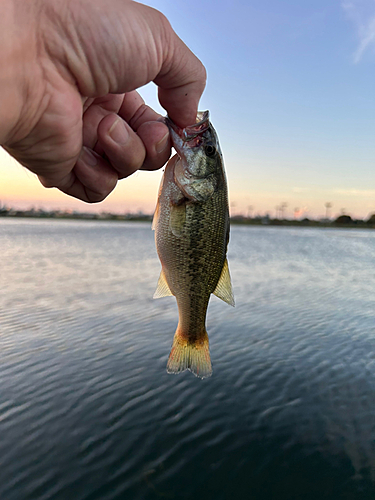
[{"xmin": 152, "ymin": 111, "xmax": 234, "ymax": 378}]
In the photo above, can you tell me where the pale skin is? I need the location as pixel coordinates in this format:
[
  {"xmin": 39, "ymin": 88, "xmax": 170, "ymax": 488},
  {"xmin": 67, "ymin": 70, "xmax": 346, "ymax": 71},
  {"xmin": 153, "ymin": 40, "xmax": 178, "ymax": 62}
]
[{"xmin": 0, "ymin": 0, "xmax": 206, "ymax": 202}]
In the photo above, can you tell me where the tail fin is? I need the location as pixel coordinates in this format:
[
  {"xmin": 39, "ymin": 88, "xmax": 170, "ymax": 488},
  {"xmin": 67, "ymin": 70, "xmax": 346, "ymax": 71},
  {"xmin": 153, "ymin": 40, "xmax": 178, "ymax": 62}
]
[{"xmin": 167, "ymin": 328, "xmax": 212, "ymax": 379}]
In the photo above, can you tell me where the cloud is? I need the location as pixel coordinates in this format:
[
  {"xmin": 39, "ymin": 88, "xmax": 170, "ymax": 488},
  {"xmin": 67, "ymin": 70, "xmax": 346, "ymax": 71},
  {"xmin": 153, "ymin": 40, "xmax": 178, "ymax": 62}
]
[
  {"xmin": 333, "ymin": 188, "xmax": 375, "ymax": 196},
  {"xmin": 342, "ymin": 0, "xmax": 375, "ymax": 62},
  {"xmin": 292, "ymin": 187, "xmax": 310, "ymax": 193}
]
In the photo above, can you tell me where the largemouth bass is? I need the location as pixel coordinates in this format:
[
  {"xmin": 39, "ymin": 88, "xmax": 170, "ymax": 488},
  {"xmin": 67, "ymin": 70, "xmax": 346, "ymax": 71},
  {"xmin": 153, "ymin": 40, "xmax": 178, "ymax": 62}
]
[{"xmin": 152, "ymin": 111, "xmax": 234, "ymax": 378}]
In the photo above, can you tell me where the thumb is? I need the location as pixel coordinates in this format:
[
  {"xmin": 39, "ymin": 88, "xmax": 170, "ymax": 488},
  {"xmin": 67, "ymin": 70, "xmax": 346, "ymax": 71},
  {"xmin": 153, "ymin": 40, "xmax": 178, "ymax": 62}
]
[{"xmin": 155, "ymin": 31, "xmax": 206, "ymax": 128}]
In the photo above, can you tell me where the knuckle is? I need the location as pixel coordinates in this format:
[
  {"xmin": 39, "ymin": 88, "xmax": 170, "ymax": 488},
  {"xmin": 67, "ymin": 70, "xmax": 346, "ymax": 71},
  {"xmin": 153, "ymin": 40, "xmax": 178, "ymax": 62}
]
[
  {"xmin": 142, "ymin": 151, "xmax": 169, "ymax": 171},
  {"xmin": 128, "ymin": 150, "xmax": 146, "ymax": 171},
  {"xmin": 38, "ymin": 176, "xmax": 55, "ymax": 188},
  {"xmin": 86, "ymin": 181, "xmax": 116, "ymax": 203},
  {"xmin": 100, "ymin": 127, "xmax": 146, "ymax": 174},
  {"xmin": 116, "ymin": 143, "xmax": 146, "ymax": 174},
  {"xmin": 127, "ymin": 104, "xmax": 150, "ymax": 130},
  {"xmin": 196, "ymin": 62, "xmax": 207, "ymax": 91},
  {"xmin": 87, "ymin": 192, "xmax": 107, "ymax": 203}
]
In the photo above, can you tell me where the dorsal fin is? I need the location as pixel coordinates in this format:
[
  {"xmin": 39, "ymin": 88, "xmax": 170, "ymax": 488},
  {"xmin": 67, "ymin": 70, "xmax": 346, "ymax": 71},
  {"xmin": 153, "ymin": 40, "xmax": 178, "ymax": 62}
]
[
  {"xmin": 153, "ymin": 269, "xmax": 173, "ymax": 299},
  {"xmin": 213, "ymin": 258, "xmax": 235, "ymax": 307}
]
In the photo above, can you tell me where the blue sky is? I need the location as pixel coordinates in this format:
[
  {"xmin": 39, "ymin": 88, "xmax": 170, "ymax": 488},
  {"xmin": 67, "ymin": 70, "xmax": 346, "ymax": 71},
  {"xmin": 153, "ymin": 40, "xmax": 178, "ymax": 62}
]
[
  {"xmin": 1, "ymin": 0, "xmax": 375, "ymax": 218},
  {"xmin": 139, "ymin": 0, "xmax": 375, "ymax": 218}
]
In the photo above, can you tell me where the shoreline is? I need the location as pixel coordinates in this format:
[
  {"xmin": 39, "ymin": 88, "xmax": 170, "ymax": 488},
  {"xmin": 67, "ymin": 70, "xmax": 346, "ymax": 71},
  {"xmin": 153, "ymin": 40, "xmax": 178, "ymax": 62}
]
[{"xmin": 1, "ymin": 212, "xmax": 374, "ymax": 230}]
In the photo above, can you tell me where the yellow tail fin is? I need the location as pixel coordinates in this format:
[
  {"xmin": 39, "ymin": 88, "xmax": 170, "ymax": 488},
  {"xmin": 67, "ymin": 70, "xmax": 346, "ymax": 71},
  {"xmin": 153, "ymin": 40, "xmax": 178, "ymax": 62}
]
[{"xmin": 167, "ymin": 328, "xmax": 212, "ymax": 379}]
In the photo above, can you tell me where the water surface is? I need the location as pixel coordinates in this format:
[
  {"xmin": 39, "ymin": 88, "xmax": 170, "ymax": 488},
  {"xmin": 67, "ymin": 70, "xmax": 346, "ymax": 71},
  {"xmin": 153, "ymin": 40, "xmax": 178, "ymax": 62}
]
[{"xmin": 1, "ymin": 219, "xmax": 375, "ymax": 499}]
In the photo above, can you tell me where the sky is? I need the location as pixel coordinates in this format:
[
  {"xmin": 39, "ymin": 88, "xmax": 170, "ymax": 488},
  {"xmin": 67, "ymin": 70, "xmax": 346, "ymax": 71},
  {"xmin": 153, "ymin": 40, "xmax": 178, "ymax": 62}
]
[{"xmin": 1, "ymin": 0, "xmax": 375, "ymax": 219}]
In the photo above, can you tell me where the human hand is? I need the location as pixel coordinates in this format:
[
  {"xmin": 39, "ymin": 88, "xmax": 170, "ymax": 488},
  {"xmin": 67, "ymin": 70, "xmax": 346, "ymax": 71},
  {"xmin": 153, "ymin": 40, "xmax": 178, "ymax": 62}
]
[{"xmin": 1, "ymin": 0, "xmax": 206, "ymax": 202}]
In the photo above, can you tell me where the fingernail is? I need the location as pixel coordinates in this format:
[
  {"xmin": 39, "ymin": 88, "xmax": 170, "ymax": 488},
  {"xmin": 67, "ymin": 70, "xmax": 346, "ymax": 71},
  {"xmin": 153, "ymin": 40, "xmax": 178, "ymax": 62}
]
[
  {"xmin": 108, "ymin": 118, "xmax": 129, "ymax": 145},
  {"xmin": 155, "ymin": 132, "xmax": 170, "ymax": 154},
  {"xmin": 80, "ymin": 147, "xmax": 98, "ymax": 166}
]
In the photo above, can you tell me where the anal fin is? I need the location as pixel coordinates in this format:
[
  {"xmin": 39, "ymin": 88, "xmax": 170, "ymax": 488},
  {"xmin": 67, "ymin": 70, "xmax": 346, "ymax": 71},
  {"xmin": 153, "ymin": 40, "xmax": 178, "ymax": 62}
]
[
  {"xmin": 213, "ymin": 258, "xmax": 235, "ymax": 307},
  {"xmin": 153, "ymin": 269, "xmax": 173, "ymax": 299}
]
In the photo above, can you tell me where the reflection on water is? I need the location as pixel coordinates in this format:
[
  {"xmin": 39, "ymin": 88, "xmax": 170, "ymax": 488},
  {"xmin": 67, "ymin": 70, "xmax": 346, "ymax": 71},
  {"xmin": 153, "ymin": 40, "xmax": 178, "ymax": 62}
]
[{"xmin": 1, "ymin": 219, "xmax": 375, "ymax": 499}]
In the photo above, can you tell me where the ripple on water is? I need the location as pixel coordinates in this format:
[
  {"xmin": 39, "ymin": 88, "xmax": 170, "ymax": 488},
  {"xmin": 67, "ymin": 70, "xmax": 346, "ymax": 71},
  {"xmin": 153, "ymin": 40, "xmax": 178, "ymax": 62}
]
[{"xmin": 1, "ymin": 221, "xmax": 375, "ymax": 499}]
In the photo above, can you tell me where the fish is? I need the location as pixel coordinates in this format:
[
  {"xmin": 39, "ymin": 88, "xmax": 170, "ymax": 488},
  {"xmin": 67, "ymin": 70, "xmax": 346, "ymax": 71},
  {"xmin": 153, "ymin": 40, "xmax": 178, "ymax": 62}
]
[{"xmin": 152, "ymin": 111, "xmax": 234, "ymax": 379}]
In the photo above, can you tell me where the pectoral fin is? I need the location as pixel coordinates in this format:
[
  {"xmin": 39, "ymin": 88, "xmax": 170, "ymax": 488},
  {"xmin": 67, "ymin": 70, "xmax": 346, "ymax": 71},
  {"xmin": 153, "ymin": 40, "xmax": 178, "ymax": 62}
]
[
  {"xmin": 169, "ymin": 203, "xmax": 186, "ymax": 237},
  {"xmin": 153, "ymin": 269, "xmax": 173, "ymax": 299},
  {"xmin": 213, "ymin": 258, "xmax": 235, "ymax": 307},
  {"xmin": 152, "ymin": 170, "xmax": 165, "ymax": 231},
  {"xmin": 151, "ymin": 200, "xmax": 160, "ymax": 231}
]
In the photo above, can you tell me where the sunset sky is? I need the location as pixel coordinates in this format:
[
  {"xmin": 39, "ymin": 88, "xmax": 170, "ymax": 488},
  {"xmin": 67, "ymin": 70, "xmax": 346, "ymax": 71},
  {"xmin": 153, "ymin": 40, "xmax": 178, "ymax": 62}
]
[{"xmin": 1, "ymin": 0, "xmax": 375, "ymax": 219}]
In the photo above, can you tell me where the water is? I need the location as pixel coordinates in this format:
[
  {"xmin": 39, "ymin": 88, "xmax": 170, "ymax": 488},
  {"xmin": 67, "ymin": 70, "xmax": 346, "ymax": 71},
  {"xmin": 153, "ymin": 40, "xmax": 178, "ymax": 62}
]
[{"xmin": 1, "ymin": 219, "xmax": 375, "ymax": 500}]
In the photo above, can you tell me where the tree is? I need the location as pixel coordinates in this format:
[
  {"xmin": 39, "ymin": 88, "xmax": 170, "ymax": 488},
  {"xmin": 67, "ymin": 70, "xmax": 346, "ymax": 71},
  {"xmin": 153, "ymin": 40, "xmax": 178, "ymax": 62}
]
[
  {"xmin": 280, "ymin": 202, "xmax": 288, "ymax": 219},
  {"xmin": 324, "ymin": 202, "xmax": 332, "ymax": 219},
  {"xmin": 335, "ymin": 215, "xmax": 352, "ymax": 224}
]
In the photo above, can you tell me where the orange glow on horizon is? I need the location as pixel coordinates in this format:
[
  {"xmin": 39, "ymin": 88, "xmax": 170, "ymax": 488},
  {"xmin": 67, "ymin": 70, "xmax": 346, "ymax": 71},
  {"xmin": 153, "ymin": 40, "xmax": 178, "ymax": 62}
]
[
  {"xmin": 1, "ymin": 147, "xmax": 162, "ymax": 214},
  {"xmin": 2, "ymin": 148, "xmax": 375, "ymax": 220}
]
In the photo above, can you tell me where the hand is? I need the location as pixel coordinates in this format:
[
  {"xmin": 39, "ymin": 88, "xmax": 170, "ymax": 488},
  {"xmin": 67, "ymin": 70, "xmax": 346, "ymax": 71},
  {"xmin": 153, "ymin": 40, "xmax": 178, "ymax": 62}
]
[{"xmin": 1, "ymin": 0, "xmax": 206, "ymax": 202}]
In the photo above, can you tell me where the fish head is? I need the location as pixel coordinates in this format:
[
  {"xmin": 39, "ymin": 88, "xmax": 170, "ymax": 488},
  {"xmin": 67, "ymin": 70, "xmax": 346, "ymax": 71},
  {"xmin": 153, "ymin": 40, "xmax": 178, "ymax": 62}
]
[{"xmin": 166, "ymin": 111, "xmax": 222, "ymax": 180}]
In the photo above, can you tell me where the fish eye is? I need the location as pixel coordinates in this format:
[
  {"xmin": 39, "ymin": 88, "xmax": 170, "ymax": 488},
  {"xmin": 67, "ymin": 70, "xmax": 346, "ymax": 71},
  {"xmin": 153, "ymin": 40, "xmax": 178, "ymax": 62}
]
[{"xmin": 205, "ymin": 145, "xmax": 216, "ymax": 157}]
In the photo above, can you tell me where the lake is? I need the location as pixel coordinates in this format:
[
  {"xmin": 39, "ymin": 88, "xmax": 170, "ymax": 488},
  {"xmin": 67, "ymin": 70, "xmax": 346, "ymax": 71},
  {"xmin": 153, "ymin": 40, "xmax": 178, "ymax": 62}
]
[{"xmin": 1, "ymin": 218, "xmax": 375, "ymax": 500}]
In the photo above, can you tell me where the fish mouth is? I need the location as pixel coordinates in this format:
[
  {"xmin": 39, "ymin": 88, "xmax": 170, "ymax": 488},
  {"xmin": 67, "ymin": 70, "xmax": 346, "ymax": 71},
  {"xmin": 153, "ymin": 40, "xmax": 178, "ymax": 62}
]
[{"xmin": 166, "ymin": 111, "xmax": 210, "ymax": 144}]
